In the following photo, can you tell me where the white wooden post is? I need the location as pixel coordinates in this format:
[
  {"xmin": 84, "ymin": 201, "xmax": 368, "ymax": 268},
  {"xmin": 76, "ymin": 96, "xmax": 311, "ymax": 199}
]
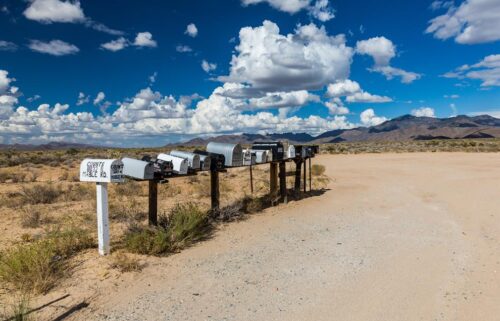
[{"xmin": 96, "ymin": 182, "xmax": 110, "ymax": 255}]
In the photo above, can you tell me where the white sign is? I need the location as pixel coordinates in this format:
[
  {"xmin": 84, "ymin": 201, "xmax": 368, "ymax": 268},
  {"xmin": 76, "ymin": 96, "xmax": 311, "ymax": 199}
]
[{"xmin": 80, "ymin": 159, "xmax": 124, "ymax": 183}]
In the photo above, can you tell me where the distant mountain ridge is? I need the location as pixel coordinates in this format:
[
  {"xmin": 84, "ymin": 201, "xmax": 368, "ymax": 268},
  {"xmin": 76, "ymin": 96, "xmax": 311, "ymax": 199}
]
[
  {"xmin": 1, "ymin": 115, "xmax": 498, "ymax": 151},
  {"xmin": 176, "ymin": 114, "xmax": 500, "ymax": 146}
]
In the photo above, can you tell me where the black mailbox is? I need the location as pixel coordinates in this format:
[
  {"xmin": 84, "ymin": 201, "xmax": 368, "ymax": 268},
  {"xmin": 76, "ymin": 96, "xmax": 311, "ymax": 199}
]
[
  {"xmin": 193, "ymin": 150, "xmax": 225, "ymax": 170},
  {"xmin": 252, "ymin": 141, "xmax": 284, "ymax": 161},
  {"xmin": 141, "ymin": 155, "xmax": 174, "ymax": 179}
]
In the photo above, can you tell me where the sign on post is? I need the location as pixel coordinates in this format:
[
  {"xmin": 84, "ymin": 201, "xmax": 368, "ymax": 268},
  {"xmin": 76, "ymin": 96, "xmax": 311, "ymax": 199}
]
[{"xmin": 80, "ymin": 159, "xmax": 124, "ymax": 255}]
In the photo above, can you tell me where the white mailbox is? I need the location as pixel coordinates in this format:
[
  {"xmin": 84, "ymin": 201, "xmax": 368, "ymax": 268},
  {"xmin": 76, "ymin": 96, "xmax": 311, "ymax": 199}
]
[
  {"xmin": 122, "ymin": 157, "xmax": 155, "ymax": 180},
  {"xmin": 170, "ymin": 150, "xmax": 201, "ymax": 170},
  {"xmin": 251, "ymin": 150, "xmax": 268, "ymax": 164},
  {"xmin": 287, "ymin": 145, "xmax": 296, "ymax": 159},
  {"xmin": 79, "ymin": 158, "xmax": 123, "ymax": 256},
  {"xmin": 157, "ymin": 153, "xmax": 188, "ymax": 175},
  {"xmin": 80, "ymin": 159, "xmax": 124, "ymax": 183},
  {"xmin": 242, "ymin": 150, "xmax": 256, "ymax": 166}
]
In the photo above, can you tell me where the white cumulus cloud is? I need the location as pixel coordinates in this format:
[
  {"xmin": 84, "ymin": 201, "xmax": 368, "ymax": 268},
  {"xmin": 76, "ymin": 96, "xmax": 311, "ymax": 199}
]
[
  {"xmin": 100, "ymin": 37, "xmax": 129, "ymax": 52},
  {"xmin": 0, "ymin": 40, "xmax": 17, "ymax": 52},
  {"xmin": 326, "ymin": 79, "xmax": 392, "ymax": 103},
  {"xmin": 426, "ymin": 0, "xmax": 500, "ymax": 44},
  {"xmin": 23, "ymin": 0, "xmax": 85, "ymax": 23},
  {"xmin": 201, "ymin": 60, "xmax": 217, "ymax": 73},
  {"xmin": 241, "ymin": 0, "xmax": 334, "ymax": 21},
  {"xmin": 360, "ymin": 108, "xmax": 387, "ymax": 126},
  {"xmin": 220, "ymin": 21, "xmax": 353, "ymax": 95},
  {"xmin": 411, "ymin": 107, "xmax": 436, "ymax": 117},
  {"xmin": 185, "ymin": 23, "xmax": 198, "ymax": 37},
  {"xmin": 28, "ymin": 39, "xmax": 79, "ymax": 56},
  {"xmin": 356, "ymin": 36, "xmax": 421, "ymax": 84},
  {"xmin": 134, "ymin": 32, "xmax": 157, "ymax": 48},
  {"xmin": 93, "ymin": 92, "xmax": 105, "ymax": 105}
]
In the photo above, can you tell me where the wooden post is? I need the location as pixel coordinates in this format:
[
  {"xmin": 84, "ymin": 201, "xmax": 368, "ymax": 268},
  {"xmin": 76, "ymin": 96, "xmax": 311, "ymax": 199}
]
[
  {"xmin": 279, "ymin": 161, "xmax": 287, "ymax": 204},
  {"xmin": 210, "ymin": 170, "xmax": 220, "ymax": 211},
  {"xmin": 309, "ymin": 157, "xmax": 312, "ymax": 191},
  {"xmin": 148, "ymin": 180, "xmax": 158, "ymax": 226},
  {"xmin": 96, "ymin": 182, "xmax": 110, "ymax": 255},
  {"xmin": 294, "ymin": 159, "xmax": 302, "ymax": 193},
  {"xmin": 303, "ymin": 159, "xmax": 307, "ymax": 193},
  {"xmin": 269, "ymin": 162, "xmax": 278, "ymax": 199},
  {"xmin": 249, "ymin": 164, "xmax": 254, "ymax": 194}
]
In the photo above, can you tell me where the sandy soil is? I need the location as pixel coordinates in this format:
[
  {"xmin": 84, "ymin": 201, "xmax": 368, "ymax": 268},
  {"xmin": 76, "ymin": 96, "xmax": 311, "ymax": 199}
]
[{"xmin": 50, "ymin": 153, "xmax": 500, "ymax": 320}]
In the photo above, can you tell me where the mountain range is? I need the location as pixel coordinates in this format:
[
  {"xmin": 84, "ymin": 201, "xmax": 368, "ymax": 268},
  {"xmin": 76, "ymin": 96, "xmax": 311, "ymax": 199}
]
[{"xmin": 177, "ymin": 114, "xmax": 500, "ymax": 146}]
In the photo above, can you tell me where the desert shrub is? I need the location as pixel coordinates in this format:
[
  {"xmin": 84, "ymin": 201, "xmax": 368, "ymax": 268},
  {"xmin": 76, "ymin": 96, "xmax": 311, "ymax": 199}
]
[
  {"xmin": 20, "ymin": 207, "xmax": 43, "ymax": 228},
  {"xmin": 110, "ymin": 198, "xmax": 145, "ymax": 222},
  {"xmin": 58, "ymin": 170, "xmax": 69, "ymax": 181},
  {"xmin": 20, "ymin": 183, "xmax": 62, "ymax": 205},
  {"xmin": 211, "ymin": 201, "xmax": 245, "ymax": 222},
  {"xmin": 1, "ymin": 295, "xmax": 33, "ymax": 321},
  {"xmin": 124, "ymin": 203, "xmax": 210, "ymax": 255},
  {"xmin": 64, "ymin": 183, "xmax": 94, "ymax": 202},
  {"xmin": 0, "ymin": 227, "xmax": 94, "ymax": 294},
  {"xmin": 311, "ymin": 164, "xmax": 326, "ymax": 176},
  {"xmin": 109, "ymin": 252, "xmax": 142, "ymax": 273},
  {"xmin": 242, "ymin": 195, "xmax": 266, "ymax": 213},
  {"xmin": 10, "ymin": 173, "xmax": 27, "ymax": 184},
  {"xmin": 114, "ymin": 180, "xmax": 145, "ymax": 197}
]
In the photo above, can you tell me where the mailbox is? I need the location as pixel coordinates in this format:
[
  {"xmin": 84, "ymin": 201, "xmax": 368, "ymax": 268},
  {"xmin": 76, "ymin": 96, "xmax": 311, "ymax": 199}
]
[
  {"xmin": 294, "ymin": 145, "xmax": 307, "ymax": 159},
  {"xmin": 197, "ymin": 154, "xmax": 212, "ymax": 171},
  {"xmin": 242, "ymin": 149, "xmax": 256, "ymax": 166},
  {"xmin": 122, "ymin": 157, "xmax": 155, "ymax": 180},
  {"xmin": 287, "ymin": 145, "xmax": 296, "ymax": 159},
  {"xmin": 252, "ymin": 142, "xmax": 284, "ymax": 161},
  {"xmin": 170, "ymin": 150, "xmax": 201, "ymax": 170},
  {"xmin": 251, "ymin": 150, "xmax": 268, "ymax": 163},
  {"xmin": 194, "ymin": 150, "xmax": 224, "ymax": 170},
  {"xmin": 141, "ymin": 155, "xmax": 174, "ymax": 179},
  {"xmin": 206, "ymin": 142, "xmax": 243, "ymax": 167},
  {"xmin": 157, "ymin": 153, "xmax": 188, "ymax": 175},
  {"xmin": 80, "ymin": 159, "xmax": 124, "ymax": 183},
  {"xmin": 310, "ymin": 145, "xmax": 320, "ymax": 155}
]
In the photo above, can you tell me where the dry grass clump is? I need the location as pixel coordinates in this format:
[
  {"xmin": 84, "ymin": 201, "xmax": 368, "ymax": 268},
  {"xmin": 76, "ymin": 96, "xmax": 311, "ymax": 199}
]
[
  {"xmin": 20, "ymin": 183, "xmax": 62, "ymax": 205},
  {"xmin": 0, "ymin": 170, "xmax": 37, "ymax": 184},
  {"xmin": 124, "ymin": 203, "xmax": 210, "ymax": 256},
  {"xmin": 110, "ymin": 198, "xmax": 146, "ymax": 222},
  {"xmin": 109, "ymin": 252, "xmax": 143, "ymax": 273},
  {"xmin": 63, "ymin": 183, "xmax": 94, "ymax": 202},
  {"xmin": 0, "ymin": 227, "xmax": 94, "ymax": 294},
  {"xmin": 311, "ymin": 164, "xmax": 326, "ymax": 176},
  {"xmin": 20, "ymin": 206, "xmax": 46, "ymax": 229},
  {"xmin": 114, "ymin": 180, "xmax": 146, "ymax": 197},
  {"xmin": 0, "ymin": 294, "xmax": 33, "ymax": 321}
]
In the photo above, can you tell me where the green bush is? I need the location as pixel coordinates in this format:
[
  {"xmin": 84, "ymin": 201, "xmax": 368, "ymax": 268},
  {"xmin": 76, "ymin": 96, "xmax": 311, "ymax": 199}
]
[
  {"xmin": 124, "ymin": 203, "xmax": 210, "ymax": 256},
  {"xmin": 0, "ymin": 227, "xmax": 94, "ymax": 294}
]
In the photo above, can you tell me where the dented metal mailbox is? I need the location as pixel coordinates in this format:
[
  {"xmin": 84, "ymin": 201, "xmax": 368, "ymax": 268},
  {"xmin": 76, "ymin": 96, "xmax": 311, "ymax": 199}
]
[
  {"xmin": 122, "ymin": 157, "xmax": 155, "ymax": 180},
  {"xmin": 170, "ymin": 150, "xmax": 201, "ymax": 170},
  {"xmin": 252, "ymin": 141, "xmax": 284, "ymax": 161},
  {"xmin": 194, "ymin": 150, "xmax": 224, "ymax": 170},
  {"xmin": 206, "ymin": 142, "xmax": 243, "ymax": 167},
  {"xmin": 157, "ymin": 153, "xmax": 188, "ymax": 175},
  {"xmin": 80, "ymin": 159, "xmax": 124, "ymax": 183}
]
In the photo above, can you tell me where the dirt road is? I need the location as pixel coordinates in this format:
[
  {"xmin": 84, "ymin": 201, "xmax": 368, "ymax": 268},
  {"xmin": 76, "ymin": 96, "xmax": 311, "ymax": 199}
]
[{"xmin": 78, "ymin": 153, "xmax": 500, "ymax": 321}]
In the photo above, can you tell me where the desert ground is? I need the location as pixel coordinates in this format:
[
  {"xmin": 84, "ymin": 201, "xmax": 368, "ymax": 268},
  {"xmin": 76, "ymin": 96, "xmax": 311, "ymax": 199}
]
[{"xmin": 1, "ymin": 148, "xmax": 500, "ymax": 320}]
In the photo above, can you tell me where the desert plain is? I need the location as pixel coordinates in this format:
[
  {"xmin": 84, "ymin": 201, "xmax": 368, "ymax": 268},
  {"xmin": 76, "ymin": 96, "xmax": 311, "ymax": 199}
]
[{"xmin": 0, "ymin": 148, "xmax": 499, "ymax": 321}]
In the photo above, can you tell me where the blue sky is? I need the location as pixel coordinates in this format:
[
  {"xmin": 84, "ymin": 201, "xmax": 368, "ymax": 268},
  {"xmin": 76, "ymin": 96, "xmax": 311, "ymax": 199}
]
[{"xmin": 0, "ymin": 0, "xmax": 499, "ymax": 146}]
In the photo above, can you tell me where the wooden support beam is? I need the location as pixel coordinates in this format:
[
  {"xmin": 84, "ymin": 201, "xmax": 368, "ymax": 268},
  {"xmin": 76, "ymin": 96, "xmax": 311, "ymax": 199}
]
[
  {"xmin": 210, "ymin": 170, "xmax": 220, "ymax": 211},
  {"xmin": 269, "ymin": 162, "xmax": 278, "ymax": 200},
  {"xmin": 148, "ymin": 180, "xmax": 158, "ymax": 226},
  {"xmin": 309, "ymin": 157, "xmax": 312, "ymax": 191},
  {"xmin": 279, "ymin": 161, "xmax": 287, "ymax": 204},
  {"xmin": 294, "ymin": 159, "xmax": 302, "ymax": 194},
  {"xmin": 303, "ymin": 159, "xmax": 307, "ymax": 193},
  {"xmin": 249, "ymin": 164, "xmax": 254, "ymax": 194}
]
